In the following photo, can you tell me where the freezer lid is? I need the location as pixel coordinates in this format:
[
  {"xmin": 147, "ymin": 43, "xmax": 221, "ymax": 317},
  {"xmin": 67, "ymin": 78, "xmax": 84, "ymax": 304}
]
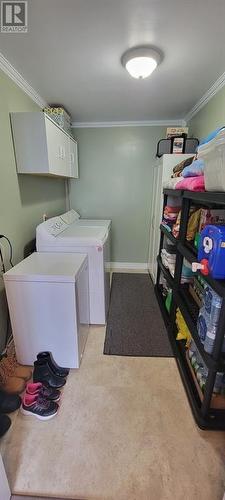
[{"xmin": 4, "ymin": 252, "xmax": 88, "ymax": 283}]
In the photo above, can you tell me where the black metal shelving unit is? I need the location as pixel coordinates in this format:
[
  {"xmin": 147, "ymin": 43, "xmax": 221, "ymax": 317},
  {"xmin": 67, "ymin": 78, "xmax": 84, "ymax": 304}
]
[{"xmin": 155, "ymin": 188, "xmax": 225, "ymax": 430}]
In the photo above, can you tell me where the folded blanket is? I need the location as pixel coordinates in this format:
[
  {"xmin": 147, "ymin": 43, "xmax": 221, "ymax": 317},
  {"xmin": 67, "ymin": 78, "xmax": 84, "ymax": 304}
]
[
  {"xmin": 182, "ymin": 158, "xmax": 205, "ymax": 178},
  {"xmin": 172, "ymin": 208, "xmax": 202, "ymax": 240},
  {"xmin": 164, "ymin": 238, "xmax": 177, "ymax": 254},
  {"xmin": 175, "ymin": 175, "xmax": 205, "ymax": 192},
  {"xmin": 164, "ymin": 213, "xmax": 178, "ymax": 221},
  {"xmin": 164, "ymin": 205, "xmax": 180, "ymax": 214},
  {"xmin": 163, "ymin": 177, "xmax": 182, "ymax": 189}
]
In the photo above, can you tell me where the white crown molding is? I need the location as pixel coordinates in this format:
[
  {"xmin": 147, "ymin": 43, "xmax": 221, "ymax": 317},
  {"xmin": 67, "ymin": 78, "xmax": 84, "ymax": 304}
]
[
  {"xmin": 0, "ymin": 51, "xmax": 47, "ymax": 108},
  {"xmin": 185, "ymin": 70, "xmax": 225, "ymax": 123},
  {"xmin": 71, "ymin": 119, "xmax": 185, "ymax": 128},
  {"xmin": 1, "ymin": 49, "xmax": 224, "ymax": 125}
]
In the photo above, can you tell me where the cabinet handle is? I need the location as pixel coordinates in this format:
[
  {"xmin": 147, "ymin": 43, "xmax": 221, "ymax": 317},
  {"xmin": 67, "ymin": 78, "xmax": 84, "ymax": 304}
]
[{"xmin": 59, "ymin": 146, "xmax": 66, "ymax": 159}]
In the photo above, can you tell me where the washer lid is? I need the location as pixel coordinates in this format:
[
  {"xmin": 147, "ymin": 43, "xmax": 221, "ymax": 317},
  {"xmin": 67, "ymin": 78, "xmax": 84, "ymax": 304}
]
[
  {"xmin": 4, "ymin": 253, "xmax": 87, "ymax": 283},
  {"xmin": 74, "ymin": 219, "xmax": 111, "ymax": 230},
  {"xmin": 53, "ymin": 225, "xmax": 108, "ymax": 246}
]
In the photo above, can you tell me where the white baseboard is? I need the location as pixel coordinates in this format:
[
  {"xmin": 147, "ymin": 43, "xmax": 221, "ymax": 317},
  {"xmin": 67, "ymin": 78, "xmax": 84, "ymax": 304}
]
[{"xmin": 110, "ymin": 262, "xmax": 148, "ymax": 273}]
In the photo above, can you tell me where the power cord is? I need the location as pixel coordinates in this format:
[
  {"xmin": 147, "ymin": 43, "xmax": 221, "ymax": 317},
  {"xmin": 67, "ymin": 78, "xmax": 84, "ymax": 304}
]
[
  {"xmin": 0, "ymin": 246, "xmax": 5, "ymax": 274},
  {"xmin": 0, "ymin": 235, "xmax": 14, "ymax": 267},
  {"xmin": 0, "ymin": 235, "xmax": 14, "ymax": 357}
]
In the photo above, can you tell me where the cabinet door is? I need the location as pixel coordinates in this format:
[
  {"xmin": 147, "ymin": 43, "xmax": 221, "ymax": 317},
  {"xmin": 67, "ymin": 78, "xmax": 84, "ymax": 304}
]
[
  {"xmin": 152, "ymin": 166, "xmax": 163, "ymax": 282},
  {"xmin": 45, "ymin": 117, "xmax": 70, "ymax": 177},
  {"xmin": 69, "ymin": 138, "xmax": 79, "ymax": 178},
  {"xmin": 149, "ymin": 164, "xmax": 163, "ymax": 283},
  {"xmin": 148, "ymin": 164, "xmax": 158, "ymax": 272}
]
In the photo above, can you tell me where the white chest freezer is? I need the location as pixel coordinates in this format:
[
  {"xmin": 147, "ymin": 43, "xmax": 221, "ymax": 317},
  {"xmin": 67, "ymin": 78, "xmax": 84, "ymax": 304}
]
[
  {"xmin": 4, "ymin": 252, "xmax": 89, "ymax": 369},
  {"xmin": 36, "ymin": 210, "xmax": 111, "ymax": 325}
]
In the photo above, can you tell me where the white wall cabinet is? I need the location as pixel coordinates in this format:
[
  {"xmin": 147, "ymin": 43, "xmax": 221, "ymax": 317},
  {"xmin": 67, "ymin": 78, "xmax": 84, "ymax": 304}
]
[
  {"xmin": 11, "ymin": 112, "xmax": 79, "ymax": 178},
  {"xmin": 148, "ymin": 154, "xmax": 193, "ymax": 283}
]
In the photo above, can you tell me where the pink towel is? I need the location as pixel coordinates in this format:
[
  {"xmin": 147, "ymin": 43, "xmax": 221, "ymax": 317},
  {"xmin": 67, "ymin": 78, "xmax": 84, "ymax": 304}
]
[{"xmin": 175, "ymin": 175, "xmax": 205, "ymax": 191}]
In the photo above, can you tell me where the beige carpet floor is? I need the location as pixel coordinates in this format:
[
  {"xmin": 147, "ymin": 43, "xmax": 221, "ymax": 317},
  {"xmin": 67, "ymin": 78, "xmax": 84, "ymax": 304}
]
[{"xmin": 1, "ymin": 327, "xmax": 225, "ymax": 500}]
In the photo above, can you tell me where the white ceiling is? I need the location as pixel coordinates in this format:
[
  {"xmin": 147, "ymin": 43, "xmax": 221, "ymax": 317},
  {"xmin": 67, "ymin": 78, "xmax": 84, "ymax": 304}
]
[{"xmin": 1, "ymin": 0, "xmax": 225, "ymax": 123}]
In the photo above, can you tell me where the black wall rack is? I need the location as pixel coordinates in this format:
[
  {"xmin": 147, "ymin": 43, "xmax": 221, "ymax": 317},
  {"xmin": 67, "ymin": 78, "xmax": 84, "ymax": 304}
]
[{"xmin": 155, "ymin": 189, "xmax": 225, "ymax": 430}]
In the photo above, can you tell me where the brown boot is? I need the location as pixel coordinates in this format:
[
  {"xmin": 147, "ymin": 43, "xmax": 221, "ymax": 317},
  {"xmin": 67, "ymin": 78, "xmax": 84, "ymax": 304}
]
[
  {"xmin": 2, "ymin": 376, "xmax": 26, "ymax": 395},
  {"xmin": 14, "ymin": 365, "xmax": 32, "ymax": 381},
  {"xmin": 0, "ymin": 352, "xmax": 32, "ymax": 382}
]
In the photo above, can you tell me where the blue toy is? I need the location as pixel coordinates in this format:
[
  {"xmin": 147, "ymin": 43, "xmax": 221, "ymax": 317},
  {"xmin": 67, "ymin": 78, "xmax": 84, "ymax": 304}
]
[{"xmin": 194, "ymin": 225, "xmax": 225, "ymax": 279}]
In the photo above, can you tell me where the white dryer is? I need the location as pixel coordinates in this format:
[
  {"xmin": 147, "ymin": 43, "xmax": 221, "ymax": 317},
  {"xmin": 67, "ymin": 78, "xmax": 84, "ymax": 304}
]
[{"xmin": 36, "ymin": 210, "xmax": 111, "ymax": 325}]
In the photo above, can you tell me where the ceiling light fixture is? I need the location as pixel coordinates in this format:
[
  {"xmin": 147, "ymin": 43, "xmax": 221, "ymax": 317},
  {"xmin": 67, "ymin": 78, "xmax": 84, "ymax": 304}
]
[{"xmin": 121, "ymin": 46, "xmax": 162, "ymax": 79}]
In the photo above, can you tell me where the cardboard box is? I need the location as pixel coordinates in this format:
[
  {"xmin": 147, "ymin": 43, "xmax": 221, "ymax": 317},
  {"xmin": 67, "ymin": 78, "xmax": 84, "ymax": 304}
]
[{"xmin": 166, "ymin": 127, "xmax": 188, "ymax": 138}]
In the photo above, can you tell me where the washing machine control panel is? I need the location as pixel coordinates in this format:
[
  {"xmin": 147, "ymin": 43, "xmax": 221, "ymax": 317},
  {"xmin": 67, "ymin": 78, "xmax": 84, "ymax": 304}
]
[{"xmin": 48, "ymin": 217, "xmax": 69, "ymax": 236}]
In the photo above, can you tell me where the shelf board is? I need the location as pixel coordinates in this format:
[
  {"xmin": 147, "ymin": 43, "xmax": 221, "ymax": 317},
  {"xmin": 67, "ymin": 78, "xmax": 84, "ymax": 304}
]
[
  {"xmin": 174, "ymin": 288, "xmax": 224, "ymax": 371},
  {"xmin": 157, "ymin": 256, "xmax": 174, "ymax": 288},
  {"xmin": 163, "ymin": 188, "xmax": 183, "ymax": 197},
  {"xmin": 183, "ymin": 190, "xmax": 225, "ymax": 206},
  {"xmin": 178, "ymin": 242, "xmax": 225, "ymax": 297},
  {"xmin": 160, "ymin": 224, "xmax": 178, "ymax": 245}
]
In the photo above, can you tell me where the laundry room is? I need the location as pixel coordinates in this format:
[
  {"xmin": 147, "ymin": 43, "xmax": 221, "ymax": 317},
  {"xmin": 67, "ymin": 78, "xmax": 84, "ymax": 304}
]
[{"xmin": 1, "ymin": 1, "xmax": 225, "ymax": 500}]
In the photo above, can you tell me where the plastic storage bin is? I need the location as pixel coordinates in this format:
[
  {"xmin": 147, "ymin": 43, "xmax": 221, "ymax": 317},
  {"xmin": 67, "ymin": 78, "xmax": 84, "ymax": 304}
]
[
  {"xmin": 43, "ymin": 107, "xmax": 71, "ymax": 134},
  {"xmin": 198, "ymin": 128, "xmax": 225, "ymax": 191}
]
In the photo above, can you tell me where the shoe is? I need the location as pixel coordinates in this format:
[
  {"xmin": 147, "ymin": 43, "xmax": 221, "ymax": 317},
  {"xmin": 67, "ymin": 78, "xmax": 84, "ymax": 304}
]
[
  {"xmin": 37, "ymin": 352, "xmax": 69, "ymax": 378},
  {"xmin": 0, "ymin": 414, "xmax": 11, "ymax": 437},
  {"xmin": 33, "ymin": 361, "xmax": 66, "ymax": 389},
  {"xmin": 0, "ymin": 353, "xmax": 31, "ymax": 382},
  {"xmin": 21, "ymin": 394, "xmax": 58, "ymax": 420},
  {"xmin": 14, "ymin": 365, "xmax": 32, "ymax": 381},
  {"xmin": 26, "ymin": 382, "xmax": 60, "ymax": 402},
  {"xmin": 0, "ymin": 390, "xmax": 21, "ymax": 413}
]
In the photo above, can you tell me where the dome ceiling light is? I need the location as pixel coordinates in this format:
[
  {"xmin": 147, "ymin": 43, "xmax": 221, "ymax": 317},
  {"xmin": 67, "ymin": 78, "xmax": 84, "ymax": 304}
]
[{"xmin": 121, "ymin": 46, "xmax": 162, "ymax": 79}]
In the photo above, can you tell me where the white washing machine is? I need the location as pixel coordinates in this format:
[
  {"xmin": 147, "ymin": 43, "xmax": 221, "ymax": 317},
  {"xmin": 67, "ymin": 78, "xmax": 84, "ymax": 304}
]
[
  {"xmin": 36, "ymin": 210, "xmax": 111, "ymax": 325},
  {"xmin": 4, "ymin": 252, "xmax": 89, "ymax": 368}
]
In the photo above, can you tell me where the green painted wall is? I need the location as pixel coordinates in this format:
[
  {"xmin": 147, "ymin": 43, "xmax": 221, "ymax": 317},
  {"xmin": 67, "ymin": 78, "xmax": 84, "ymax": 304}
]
[
  {"xmin": 70, "ymin": 126, "xmax": 166, "ymax": 263},
  {"xmin": 188, "ymin": 85, "xmax": 225, "ymax": 139},
  {"xmin": 0, "ymin": 70, "xmax": 66, "ymax": 352}
]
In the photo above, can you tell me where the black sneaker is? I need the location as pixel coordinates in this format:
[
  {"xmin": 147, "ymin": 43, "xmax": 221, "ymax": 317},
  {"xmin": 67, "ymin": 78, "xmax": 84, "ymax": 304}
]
[
  {"xmin": 0, "ymin": 414, "xmax": 11, "ymax": 437},
  {"xmin": 26, "ymin": 382, "xmax": 60, "ymax": 402},
  {"xmin": 21, "ymin": 394, "xmax": 58, "ymax": 420},
  {"xmin": 33, "ymin": 360, "xmax": 66, "ymax": 389},
  {"xmin": 0, "ymin": 390, "xmax": 21, "ymax": 413},
  {"xmin": 37, "ymin": 352, "xmax": 69, "ymax": 378}
]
